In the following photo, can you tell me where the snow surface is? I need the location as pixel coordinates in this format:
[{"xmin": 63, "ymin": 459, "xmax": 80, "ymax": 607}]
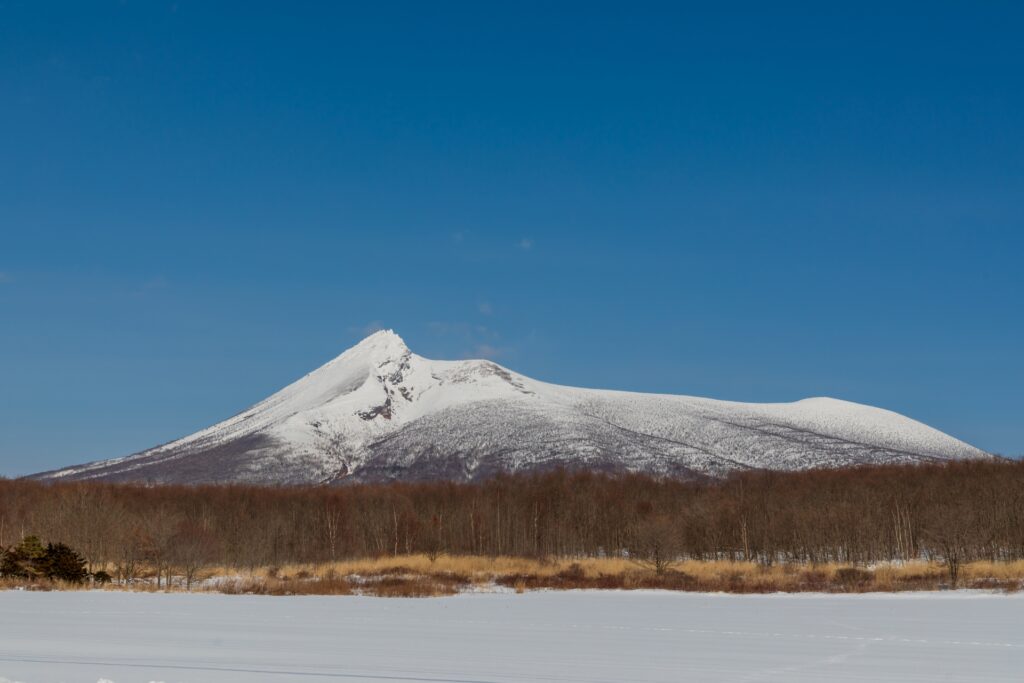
[
  {"xmin": 36, "ymin": 330, "xmax": 991, "ymax": 484},
  {"xmin": 0, "ymin": 590, "xmax": 1021, "ymax": 682}
]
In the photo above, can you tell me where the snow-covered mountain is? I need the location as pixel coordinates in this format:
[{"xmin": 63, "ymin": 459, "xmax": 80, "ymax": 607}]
[{"xmin": 34, "ymin": 330, "xmax": 990, "ymax": 484}]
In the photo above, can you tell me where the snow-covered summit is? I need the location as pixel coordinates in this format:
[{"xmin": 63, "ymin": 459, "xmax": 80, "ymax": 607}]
[
  {"xmin": 342, "ymin": 328, "xmax": 409, "ymax": 359},
  {"xmin": 34, "ymin": 331, "xmax": 991, "ymax": 485}
]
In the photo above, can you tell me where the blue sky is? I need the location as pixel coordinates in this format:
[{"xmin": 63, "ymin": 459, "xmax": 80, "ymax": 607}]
[{"xmin": 1, "ymin": 2, "xmax": 1022, "ymax": 475}]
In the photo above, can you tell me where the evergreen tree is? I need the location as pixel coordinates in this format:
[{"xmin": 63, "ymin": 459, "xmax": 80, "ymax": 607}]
[
  {"xmin": 0, "ymin": 535, "xmax": 47, "ymax": 579},
  {"xmin": 0, "ymin": 547, "xmax": 19, "ymax": 578},
  {"xmin": 42, "ymin": 543, "xmax": 89, "ymax": 583}
]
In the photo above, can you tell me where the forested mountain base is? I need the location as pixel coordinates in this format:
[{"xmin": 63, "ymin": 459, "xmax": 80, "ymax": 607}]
[{"xmin": 2, "ymin": 460, "xmax": 1023, "ymax": 593}]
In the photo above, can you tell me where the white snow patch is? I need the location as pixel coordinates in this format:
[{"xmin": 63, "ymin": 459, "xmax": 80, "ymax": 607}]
[{"xmin": 0, "ymin": 590, "xmax": 1021, "ymax": 682}]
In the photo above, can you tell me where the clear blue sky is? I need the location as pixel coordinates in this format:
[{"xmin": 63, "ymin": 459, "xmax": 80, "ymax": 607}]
[{"xmin": 2, "ymin": 2, "xmax": 1022, "ymax": 476}]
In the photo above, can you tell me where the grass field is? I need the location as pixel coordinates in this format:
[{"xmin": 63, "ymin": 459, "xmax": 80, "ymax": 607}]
[{"xmin": 4, "ymin": 555, "xmax": 1024, "ymax": 596}]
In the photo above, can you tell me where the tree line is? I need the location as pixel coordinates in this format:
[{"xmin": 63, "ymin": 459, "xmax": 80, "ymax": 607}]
[{"xmin": 1, "ymin": 460, "xmax": 1022, "ymax": 584}]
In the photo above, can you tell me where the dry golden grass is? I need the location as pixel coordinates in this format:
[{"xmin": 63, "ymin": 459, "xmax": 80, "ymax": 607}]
[
  {"xmin": 216, "ymin": 576, "xmax": 354, "ymax": 596},
  {"xmin": 962, "ymin": 559, "xmax": 1024, "ymax": 580},
  {"xmin": 276, "ymin": 555, "xmax": 1024, "ymax": 594},
  {"xmin": 4, "ymin": 556, "xmax": 1023, "ymax": 595},
  {"xmin": 0, "ymin": 576, "xmax": 170, "ymax": 593},
  {"xmin": 257, "ymin": 554, "xmax": 634, "ymax": 581}
]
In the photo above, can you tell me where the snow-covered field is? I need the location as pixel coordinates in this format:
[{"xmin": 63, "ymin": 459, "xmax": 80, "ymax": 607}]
[{"xmin": 1, "ymin": 591, "xmax": 1021, "ymax": 682}]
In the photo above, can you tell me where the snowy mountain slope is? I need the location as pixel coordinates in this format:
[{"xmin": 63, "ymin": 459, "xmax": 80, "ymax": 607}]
[{"xmin": 33, "ymin": 330, "xmax": 990, "ymax": 484}]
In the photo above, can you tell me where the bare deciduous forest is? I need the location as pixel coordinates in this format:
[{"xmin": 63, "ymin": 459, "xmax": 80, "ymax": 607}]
[{"xmin": 2, "ymin": 460, "xmax": 1022, "ymax": 588}]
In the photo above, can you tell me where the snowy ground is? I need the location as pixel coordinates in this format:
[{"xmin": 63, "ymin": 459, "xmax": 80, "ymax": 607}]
[{"xmin": 1, "ymin": 590, "xmax": 1021, "ymax": 682}]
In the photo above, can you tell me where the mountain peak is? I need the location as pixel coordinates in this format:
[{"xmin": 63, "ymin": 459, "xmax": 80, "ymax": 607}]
[
  {"xmin": 351, "ymin": 329, "xmax": 409, "ymax": 356},
  {"xmin": 33, "ymin": 330, "xmax": 991, "ymax": 485}
]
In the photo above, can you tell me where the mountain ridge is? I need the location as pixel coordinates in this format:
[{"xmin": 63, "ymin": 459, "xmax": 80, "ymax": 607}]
[{"xmin": 33, "ymin": 330, "xmax": 990, "ymax": 484}]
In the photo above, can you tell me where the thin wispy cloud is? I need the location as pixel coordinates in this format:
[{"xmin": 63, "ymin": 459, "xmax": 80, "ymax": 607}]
[
  {"xmin": 518, "ymin": 238, "xmax": 534, "ymax": 250},
  {"xmin": 350, "ymin": 320, "xmax": 385, "ymax": 338},
  {"xmin": 427, "ymin": 321, "xmax": 510, "ymax": 360},
  {"xmin": 471, "ymin": 343, "xmax": 504, "ymax": 360},
  {"xmin": 478, "ymin": 301, "xmax": 493, "ymax": 316},
  {"xmin": 0, "ymin": 272, "xmax": 11, "ymax": 284},
  {"xmin": 429, "ymin": 322, "xmax": 468, "ymax": 337},
  {"xmin": 428, "ymin": 321, "xmax": 500, "ymax": 339}
]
